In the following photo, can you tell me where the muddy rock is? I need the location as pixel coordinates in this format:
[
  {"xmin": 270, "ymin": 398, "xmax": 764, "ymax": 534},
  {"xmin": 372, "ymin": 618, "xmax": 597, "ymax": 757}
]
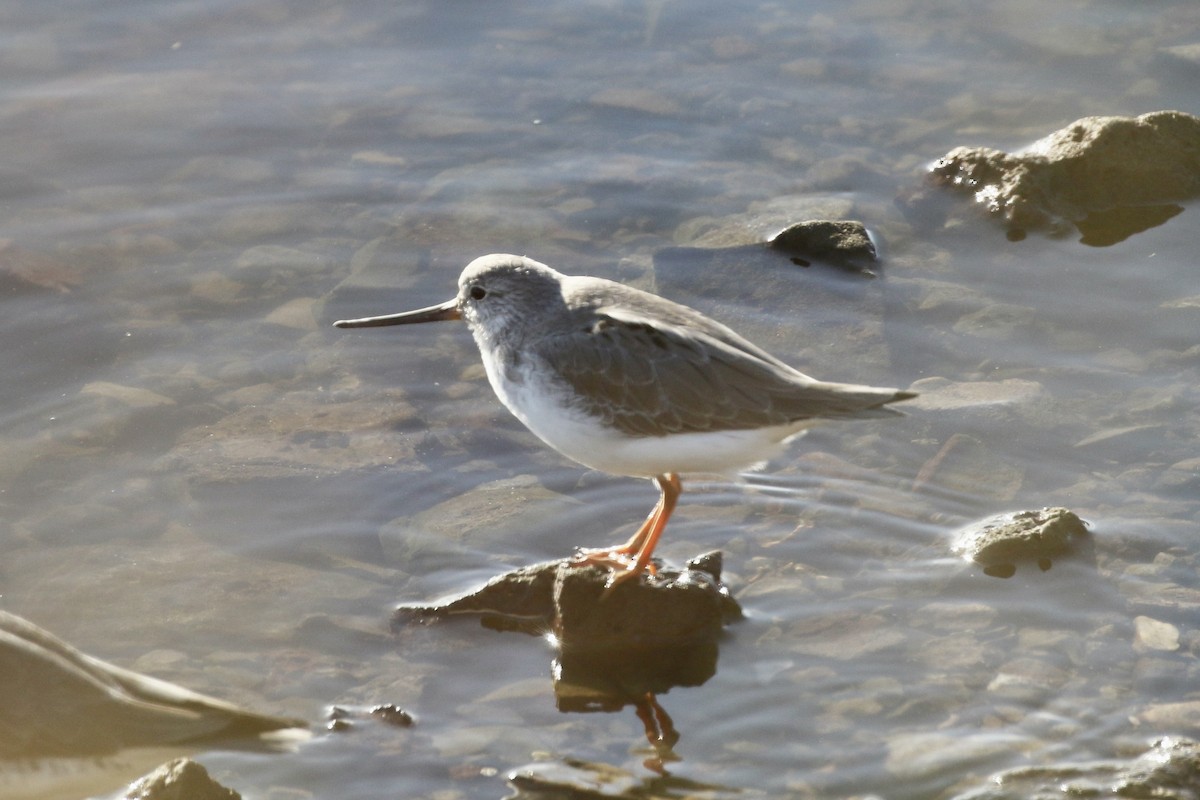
[{"xmin": 927, "ymin": 110, "xmax": 1200, "ymax": 243}]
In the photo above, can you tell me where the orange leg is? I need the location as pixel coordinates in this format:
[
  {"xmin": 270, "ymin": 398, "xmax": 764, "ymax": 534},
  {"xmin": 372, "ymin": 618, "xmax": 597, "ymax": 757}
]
[
  {"xmin": 634, "ymin": 691, "xmax": 681, "ymax": 774},
  {"xmin": 572, "ymin": 473, "xmax": 682, "ymax": 587}
]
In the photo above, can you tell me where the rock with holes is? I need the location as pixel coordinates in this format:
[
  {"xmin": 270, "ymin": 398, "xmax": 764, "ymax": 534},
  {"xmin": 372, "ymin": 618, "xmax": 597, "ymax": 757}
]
[{"xmin": 951, "ymin": 507, "xmax": 1090, "ymax": 578}]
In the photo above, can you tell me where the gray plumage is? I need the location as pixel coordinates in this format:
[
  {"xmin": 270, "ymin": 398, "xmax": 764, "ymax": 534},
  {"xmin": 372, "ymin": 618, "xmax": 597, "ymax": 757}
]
[{"xmin": 455, "ymin": 255, "xmax": 914, "ymax": 439}]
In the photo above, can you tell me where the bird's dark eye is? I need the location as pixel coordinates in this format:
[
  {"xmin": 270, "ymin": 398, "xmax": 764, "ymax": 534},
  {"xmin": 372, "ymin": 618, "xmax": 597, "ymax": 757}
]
[{"xmin": 469, "ymin": 286, "xmax": 486, "ymax": 300}]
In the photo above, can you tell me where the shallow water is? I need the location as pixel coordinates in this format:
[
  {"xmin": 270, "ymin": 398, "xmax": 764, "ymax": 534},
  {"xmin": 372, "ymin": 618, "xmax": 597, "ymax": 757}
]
[{"xmin": 1, "ymin": 1, "xmax": 1198, "ymax": 798}]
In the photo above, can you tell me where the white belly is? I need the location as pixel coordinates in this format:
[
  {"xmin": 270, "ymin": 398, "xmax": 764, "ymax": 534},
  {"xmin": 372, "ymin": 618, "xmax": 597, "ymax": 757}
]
[{"xmin": 485, "ymin": 356, "xmax": 807, "ymax": 478}]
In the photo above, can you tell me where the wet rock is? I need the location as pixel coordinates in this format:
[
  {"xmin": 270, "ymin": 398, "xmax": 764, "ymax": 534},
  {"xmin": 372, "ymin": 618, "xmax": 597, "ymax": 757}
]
[
  {"xmin": 1160, "ymin": 43, "xmax": 1200, "ymax": 70},
  {"xmin": 264, "ymin": 297, "xmax": 320, "ymax": 331},
  {"xmin": 912, "ymin": 433, "xmax": 1025, "ymax": 504},
  {"xmin": 506, "ymin": 757, "xmax": 641, "ymax": 798},
  {"xmin": 952, "ymin": 302, "xmax": 1038, "ymax": 339},
  {"xmin": 554, "ymin": 553, "xmax": 738, "ymax": 652},
  {"xmin": 171, "ymin": 156, "xmax": 275, "ymax": 185},
  {"xmin": 927, "ymin": 110, "xmax": 1200, "ymax": 243},
  {"xmin": 916, "ymin": 601, "xmax": 999, "ymax": 632},
  {"xmin": 652, "ymin": 205, "xmax": 895, "ymax": 377},
  {"xmin": 81, "ymin": 381, "xmax": 175, "ymax": 409},
  {"xmin": 675, "ymin": 195, "xmax": 855, "ymax": 248},
  {"xmin": 350, "ymin": 150, "xmax": 408, "ymax": 167},
  {"xmin": 0, "ymin": 239, "xmax": 82, "ymax": 293},
  {"xmin": 1133, "ymin": 655, "xmax": 1184, "ymax": 696},
  {"xmin": 1137, "ymin": 702, "xmax": 1200, "ymax": 730},
  {"xmin": 1119, "ymin": 577, "xmax": 1200, "ymax": 617},
  {"xmin": 1156, "ymin": 457, "xmax": 1200, "ymax": 496},
  {"xmin": 122, "ymin": 758, "xmax": 240, "ymax": 800},
  {"xmin": 951, "ymin": 508, "xmax": 1089, "ymax": 578},
  {"xmin": 671, "ymin": 199, "xmax": 877, "ymax": 273},
  {"xmin": 325, "ymin": 703, "xmax": 415, "ymax": 732},
  {"xmin": 1134, "ymin": 615, "xmax": 1181, "ymax": 653},
  {"xmin": 789, "ymin": 612, "xmax": 906, "ymax": 660},
  {"xmin": 235, "ymin": 244, "xmax": 329, "ymax": 282},
  {"xmin": 189, "ymin": 271, "xmax": 246, "ymax": 304},
  {"xmin": 380, "ymin": 474, "xmax": 581, "ymax": 570},
  {"xmin": 651, "ymin": 238, "xmax": 891, "ymax": 376},
  {"xmin": 886, "ymin": 730, "xmax": 1032, "ymax": 782},
  {"xmin": 1075, "ymin": 423, "xmax": 1162, "ymax": 451},
  {"xmin": 949, "ymin": 736, "xmax": 1200, "ymax": 800},
  {"xmin": 986, "ymin": 656, "xmax": 1070, "ymax": 704},
  {"xmin": 163, "ymin": 389, "xmax": 422, "ymax": 483},
  {"xmin": 370, "ymin": 704, "xmax": 415, "ymax": 727},
  {"xmin": 396, "ymin": 553, "xmax": 737, "ymax": 737},
  {"xmin": 393, "ymin": 558, "xmax": 563, "ymax": 629},
  {"xmin": 1161, "ymin": 293, "xmax": 1200, "ymax": 311},
  {"xmin": 767, "ymin": 219, "xmax": 877, "ymax": 269},
  {"xmin": 589, "ymin": 87, "xmax": 684, "ymax": 116},
  {"xmin": 394, "ymin": 551, "xmax": 741, "ymax": 645},
  {"xmin": 908, "ymin": 378, "xmax": 1043, "ymax": 411},
  {"xmin": 507, "ymin": 751, "xmax": 740, "ymax": 796}
]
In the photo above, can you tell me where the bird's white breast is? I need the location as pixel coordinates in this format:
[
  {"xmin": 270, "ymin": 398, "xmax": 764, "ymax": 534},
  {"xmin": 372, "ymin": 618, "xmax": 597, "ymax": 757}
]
[{"xmin": 480, "ymin": 349, "xmax": 808, "ymax": 478}]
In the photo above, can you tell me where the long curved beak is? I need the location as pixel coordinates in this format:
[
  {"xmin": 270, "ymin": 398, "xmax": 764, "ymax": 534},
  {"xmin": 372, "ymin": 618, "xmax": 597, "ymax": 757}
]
[{"xmin": 333, "ymin": 298, "xmax": 461, "ymax": 328}]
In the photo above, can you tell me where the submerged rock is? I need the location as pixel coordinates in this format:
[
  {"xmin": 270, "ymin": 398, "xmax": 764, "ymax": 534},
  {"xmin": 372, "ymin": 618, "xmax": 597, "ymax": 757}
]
[
  {"xmin": 926, "ymin": 110, "xmax": 1200, "ymax": 244},
  {"xmin": 325, "ymin": 703, "xmax": 416, "ymax": 733},
  {"xmin": 506, "ymin": 755, "xmax": 736, "ymax": 798},
  {"xmin": 671, "ymin": 212, "xmax": 878, "ymax": 273},
  {"xmin": 767, "ymin": 219, "xmax": 877, "ymax": 269},
  {"xmin": 949, "ymin": 736, "xmax": 1200, "ymax": 800},
  {"xmin": 506, "ymin": 757, "xmax": 639, "ymax": 798},
  {"xmin": 951, "ymin": 508, "xmax": 1089, "ymax": 578}
]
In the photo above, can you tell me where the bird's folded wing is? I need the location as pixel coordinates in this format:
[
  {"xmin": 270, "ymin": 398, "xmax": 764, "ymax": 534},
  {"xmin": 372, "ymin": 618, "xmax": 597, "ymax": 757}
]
[{"xmin": 536, "ymin": 310, "xmax": 907, "ymax": 437}]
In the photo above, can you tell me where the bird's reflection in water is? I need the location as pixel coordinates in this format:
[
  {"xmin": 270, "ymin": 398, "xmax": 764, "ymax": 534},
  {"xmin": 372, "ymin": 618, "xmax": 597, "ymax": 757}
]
[
  {"xmin": 554, "ymin": 638, "xmax": 720, "ymax": 772},
  {"xmin": 394, "ymin": 551, "xmax": 741, "ymax": 774}
]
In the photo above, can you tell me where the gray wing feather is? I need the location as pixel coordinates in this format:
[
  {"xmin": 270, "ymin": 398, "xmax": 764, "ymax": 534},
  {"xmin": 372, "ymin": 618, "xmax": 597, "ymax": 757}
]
[{"xmin": 536, "ymin": 308, "xmax": 911, "ymax": 437}]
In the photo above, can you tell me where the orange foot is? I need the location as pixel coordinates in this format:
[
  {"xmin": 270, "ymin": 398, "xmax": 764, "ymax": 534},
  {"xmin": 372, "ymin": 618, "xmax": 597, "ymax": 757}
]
[{"xmin": 570, "ymin": 548, "xmax": 656, "ymax": 589}]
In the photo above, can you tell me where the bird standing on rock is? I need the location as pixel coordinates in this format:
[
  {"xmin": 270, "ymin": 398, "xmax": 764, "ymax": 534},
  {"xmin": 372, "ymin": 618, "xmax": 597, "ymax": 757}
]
[{"xmin": 335, "ymin": 253, "xmax": 915, "ymax": 587}]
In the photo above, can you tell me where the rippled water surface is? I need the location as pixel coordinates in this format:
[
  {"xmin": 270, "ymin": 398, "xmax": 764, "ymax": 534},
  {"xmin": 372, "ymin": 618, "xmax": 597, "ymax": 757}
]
[{"xmin": 2, "ymin": 1, "xmax": 1199, "ymax": 798}]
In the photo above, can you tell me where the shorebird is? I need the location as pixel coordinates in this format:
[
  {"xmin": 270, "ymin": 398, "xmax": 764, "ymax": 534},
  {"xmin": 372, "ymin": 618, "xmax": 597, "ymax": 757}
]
[{"xmin": 335, "ymin": 254, "xmax": 914, "ymax": 586}]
